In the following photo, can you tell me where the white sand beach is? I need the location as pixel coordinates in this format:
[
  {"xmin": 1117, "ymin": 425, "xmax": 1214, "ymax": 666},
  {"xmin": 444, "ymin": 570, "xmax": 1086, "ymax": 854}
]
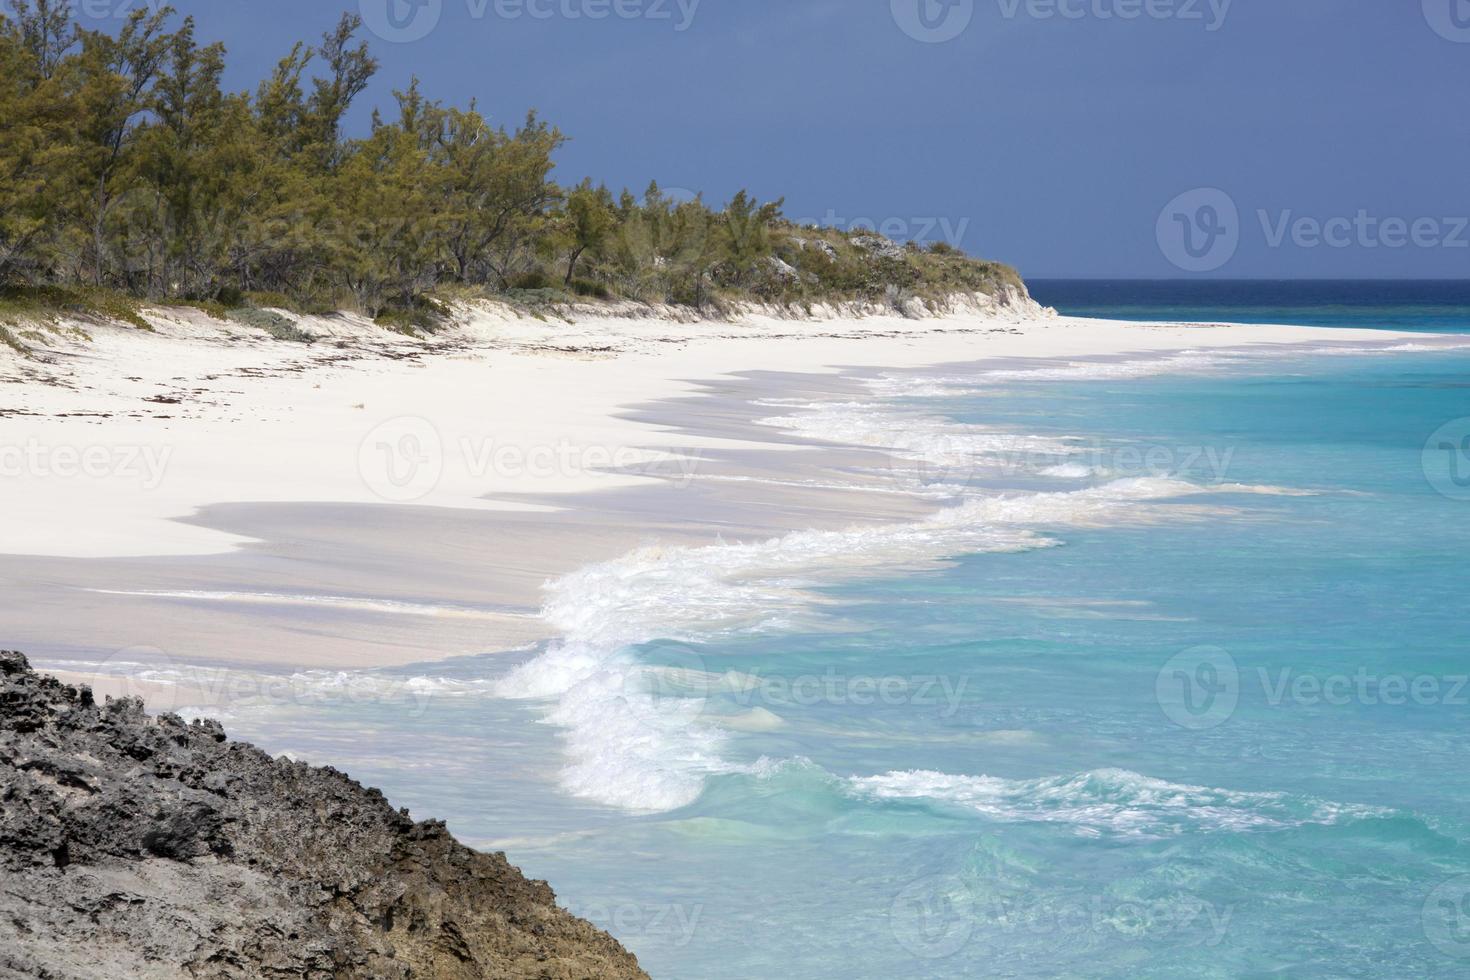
[{"xmin": 1, "ymin": 300, "xmax": 1448, "ymax": 679}]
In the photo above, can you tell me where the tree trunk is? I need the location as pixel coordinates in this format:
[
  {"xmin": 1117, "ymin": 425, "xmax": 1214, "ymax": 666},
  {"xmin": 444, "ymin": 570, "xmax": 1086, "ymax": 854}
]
[{"xmin": 564, "ymin": 246, "xmax": 584, "ymax": 287}]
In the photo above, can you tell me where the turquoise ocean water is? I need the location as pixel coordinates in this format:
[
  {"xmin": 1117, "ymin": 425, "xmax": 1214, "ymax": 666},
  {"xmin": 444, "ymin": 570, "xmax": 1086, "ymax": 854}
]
[{"xmin": 180, "ymin": 287, "xmax": 1470, "ymax": 978}]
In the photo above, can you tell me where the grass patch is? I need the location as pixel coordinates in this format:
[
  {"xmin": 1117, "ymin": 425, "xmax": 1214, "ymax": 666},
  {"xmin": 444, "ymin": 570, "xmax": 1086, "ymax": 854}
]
[
  {"xmin": 374, "ymin": 296, "xmax": 451, "ymax": 337},
  {"xmin": 0, "ymin": 325, "xmax": 28, "ymax": 355},
  {"xmin": 0, "ymin": 284, "xmax": 152, "ymax": 331},
  {"xmin": 227, "ymin": 307, "xmax": 314, "ymax": 343}
]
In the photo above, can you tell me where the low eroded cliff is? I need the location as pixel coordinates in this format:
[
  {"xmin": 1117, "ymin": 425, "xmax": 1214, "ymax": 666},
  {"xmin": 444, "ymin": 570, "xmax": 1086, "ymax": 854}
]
[{"xmin": 0, "ymin": 651, "xmax": 648, "ymax": 980}]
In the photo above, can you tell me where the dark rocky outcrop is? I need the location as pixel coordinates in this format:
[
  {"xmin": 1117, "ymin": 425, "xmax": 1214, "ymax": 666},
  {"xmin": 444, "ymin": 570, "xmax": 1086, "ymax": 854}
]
[{"xmin": 0, "ymin": 651, "xmax": 649, "ymax": 980}]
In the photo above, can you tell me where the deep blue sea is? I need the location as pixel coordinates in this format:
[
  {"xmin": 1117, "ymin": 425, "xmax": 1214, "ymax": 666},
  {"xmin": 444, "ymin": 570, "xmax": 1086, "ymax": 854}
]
[
  {"xmin": 175, "ymin": 283, "xmax": 1470, "ymax": 978},
  {"xmin": 1029, "ymin": 279, "xmax": 1470, "ymax": 332}
]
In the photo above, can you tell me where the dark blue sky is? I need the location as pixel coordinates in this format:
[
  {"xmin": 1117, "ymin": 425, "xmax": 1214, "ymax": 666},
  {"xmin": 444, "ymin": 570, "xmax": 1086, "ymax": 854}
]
[{"xmin": 95, "ymin": 1, "xmax": 1468, "ymax": 279}]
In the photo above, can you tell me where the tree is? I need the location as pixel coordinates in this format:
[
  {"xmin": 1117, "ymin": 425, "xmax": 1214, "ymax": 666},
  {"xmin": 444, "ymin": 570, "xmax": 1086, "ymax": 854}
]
[
  {"xmin": 68, "ymin": 5, "xmax": 175, "ymax": 286},
  {"xmin": 716, "ymin": 189, "xmax": 783, "ymax": 287},
  {"xmin": 302, "ymin": 13, "xmax": 377, "ymax": 173},
  {"xmin": 0, "ymin": 11, "xmax": 73, "ymax": 283},
  {"xmin": 558, "ymin": 179, "xmax": 615, "ymax": 286},
  {"xmin": 126, "ymin": 16, "xmax": 239, "ymax": 297},
  {"xmin": 0, "ymin": 2, "xmax": 1002, "ymax": 318},
  {"xmin": 8, "ymin": 0, "xmax": 72, "ymax": 79}
]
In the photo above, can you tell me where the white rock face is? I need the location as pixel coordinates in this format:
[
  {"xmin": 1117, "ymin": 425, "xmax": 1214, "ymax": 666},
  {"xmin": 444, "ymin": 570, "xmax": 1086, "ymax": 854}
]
[{"xmin": 851, "ymin": 235, "xmax": 907, "ymax": 260}]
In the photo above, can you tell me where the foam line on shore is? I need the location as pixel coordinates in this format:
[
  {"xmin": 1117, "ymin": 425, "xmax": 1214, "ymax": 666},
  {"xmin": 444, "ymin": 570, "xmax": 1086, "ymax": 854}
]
[{"xmin": 494, "ymin": 473, "xmax": 1288, "ymax": 812}]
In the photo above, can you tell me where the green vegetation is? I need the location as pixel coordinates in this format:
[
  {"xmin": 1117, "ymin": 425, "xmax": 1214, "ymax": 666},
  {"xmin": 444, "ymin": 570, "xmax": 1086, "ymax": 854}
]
[
  {"xmin": 0, "ymin": 284, "xmax": 150, "ymax": 329},
  {"xmin": 226, "ymin": 306, "xmax": 313, "ymax": 343},
  {"xmin": 0, "ymin": 2, "xmax": 1024, "ymax": 332},
  {"xmin": 0, "ymin": 324, "xmax": 26, "ymax": 354}
]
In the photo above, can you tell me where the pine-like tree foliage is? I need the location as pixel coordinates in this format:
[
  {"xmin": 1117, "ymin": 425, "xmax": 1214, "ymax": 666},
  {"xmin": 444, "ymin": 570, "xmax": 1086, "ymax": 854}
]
[{"xmin": 0, "ymin": 4, "xmax": 1022, "ymax": 322}]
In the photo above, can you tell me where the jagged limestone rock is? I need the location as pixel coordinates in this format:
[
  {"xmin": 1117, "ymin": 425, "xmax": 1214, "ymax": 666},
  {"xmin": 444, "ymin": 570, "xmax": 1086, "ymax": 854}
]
[{"xmin": 0, "ymin": 650, "xmax": 649, "ymax": 980}]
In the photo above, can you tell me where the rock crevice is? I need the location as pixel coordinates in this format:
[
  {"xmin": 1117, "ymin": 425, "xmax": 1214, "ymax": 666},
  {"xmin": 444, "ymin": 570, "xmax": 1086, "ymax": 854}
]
[{"xmin": 0, "ymin": 650, "xmax": 649, "ymax": 980}]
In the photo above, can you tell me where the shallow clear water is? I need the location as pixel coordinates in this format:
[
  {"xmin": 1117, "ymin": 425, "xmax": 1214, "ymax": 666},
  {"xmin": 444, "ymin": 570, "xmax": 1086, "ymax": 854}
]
[{"xmin": 142, "ymin": 333, "xmax": 1470, "ymax": 977}]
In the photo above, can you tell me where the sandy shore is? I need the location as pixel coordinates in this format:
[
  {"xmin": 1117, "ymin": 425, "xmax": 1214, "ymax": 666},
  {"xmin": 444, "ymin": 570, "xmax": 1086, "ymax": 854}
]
[{"xmin": 0, "ymin": 300, "xmax": 1448, "ymax": 677}]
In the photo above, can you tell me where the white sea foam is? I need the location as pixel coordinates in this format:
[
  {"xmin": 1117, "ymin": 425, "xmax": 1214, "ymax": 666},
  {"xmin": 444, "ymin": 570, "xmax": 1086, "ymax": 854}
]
[
  {"xmin": 697, "ymin": 472, "xmax": 966, "ymax": 499},
  {"xmin": 867, "ymin": 339, "xmax": 1470, "ymax": 399},
  {"xmin": 1038, "ymin": 462, "xmax": 1097, "ymax": 479},
  {"xmin": 494, "ymin": 475, "xmax": 1268, "ymax": 812},
  {"xmin": 847, "ymin": 767, "xmax": 1388, "ymax": 838},
  {"xmin": 756, "ymin": 400, "xmax": 1076, "ymax": 482},
  {"xmin": 976, "ymin": 350, "xmax": 1233, "ymax": 382},
  {"xmin": 1300, "ymin": 340, "xmax": 1470, "ymax": 357},
  {"xmin": 82, "ymin": 588, "xmax": 528, "ymax": 620},
  {"xmin": 39, "ymin": 656, "xmax": 497, "ymax": 708}
]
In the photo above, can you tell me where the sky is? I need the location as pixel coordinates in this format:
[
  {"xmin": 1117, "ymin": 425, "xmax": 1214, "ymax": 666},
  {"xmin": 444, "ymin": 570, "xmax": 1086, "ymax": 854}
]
[{"xmin": 76, "ymin": 0, "xmax": 1470, "ymax": 279}]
